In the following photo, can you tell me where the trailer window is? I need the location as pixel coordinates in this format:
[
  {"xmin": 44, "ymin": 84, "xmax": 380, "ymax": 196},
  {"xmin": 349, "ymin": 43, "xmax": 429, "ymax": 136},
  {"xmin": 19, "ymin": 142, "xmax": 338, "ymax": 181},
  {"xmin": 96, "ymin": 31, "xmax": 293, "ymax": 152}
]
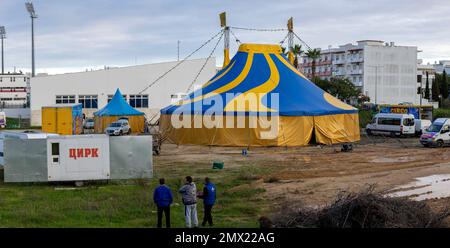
[
  {"xmin": 51, "ymin": 143, "xmax": 59, "ymax": 155},
  {"xmin": 51, "ymin": 143, "xmax": 60, "ymax": 164}
]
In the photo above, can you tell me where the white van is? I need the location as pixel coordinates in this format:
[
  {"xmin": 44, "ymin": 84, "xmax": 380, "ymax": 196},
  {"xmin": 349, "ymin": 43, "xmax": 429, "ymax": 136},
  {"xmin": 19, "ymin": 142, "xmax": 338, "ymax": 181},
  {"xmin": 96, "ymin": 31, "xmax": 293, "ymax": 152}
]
[
  {"xmin": 366, "ymin": 113, "xmax": 415, "ymax": 137},
  {"xmin": 420, "ymin": 118, "xmax": 450, "ymax": 147}
]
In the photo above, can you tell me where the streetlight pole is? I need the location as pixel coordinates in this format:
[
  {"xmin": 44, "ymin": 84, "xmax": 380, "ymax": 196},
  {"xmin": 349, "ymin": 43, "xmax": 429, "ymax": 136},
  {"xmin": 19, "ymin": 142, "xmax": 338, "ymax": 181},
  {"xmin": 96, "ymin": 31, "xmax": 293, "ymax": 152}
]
[
  {"xmin": 25, "ymin": 2, "xmax": 37, "ymax": 77},
  {"xmin": 0, "ymin": 26, "xmax": 5, "ymax": 74}
]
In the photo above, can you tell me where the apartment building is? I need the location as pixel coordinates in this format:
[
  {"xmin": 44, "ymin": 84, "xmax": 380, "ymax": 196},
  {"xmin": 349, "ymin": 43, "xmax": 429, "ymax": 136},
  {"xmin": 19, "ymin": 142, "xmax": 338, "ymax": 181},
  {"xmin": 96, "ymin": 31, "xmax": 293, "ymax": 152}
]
[
  {"xmin": 0, "ymin": 72, "xmax": 29, "ymax": 107},
  {"xmin": 300, "ymin": 40, "xmax": 419, "ymax": 105}
]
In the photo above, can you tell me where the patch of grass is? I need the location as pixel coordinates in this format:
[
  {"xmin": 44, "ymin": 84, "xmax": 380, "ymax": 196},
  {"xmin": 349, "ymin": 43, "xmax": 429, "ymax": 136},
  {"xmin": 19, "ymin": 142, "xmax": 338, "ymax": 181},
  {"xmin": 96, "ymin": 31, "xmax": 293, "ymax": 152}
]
[{"xmin": 0, "ymin": 160, "xmax": 270, "ymax": 227}]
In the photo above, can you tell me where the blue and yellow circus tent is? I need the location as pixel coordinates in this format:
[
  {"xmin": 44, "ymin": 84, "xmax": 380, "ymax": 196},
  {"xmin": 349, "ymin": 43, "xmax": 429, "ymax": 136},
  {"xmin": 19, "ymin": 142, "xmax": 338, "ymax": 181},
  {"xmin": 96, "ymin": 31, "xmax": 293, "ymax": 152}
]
[{"xmin": 160, "ymin": 44, "xmax": 360, "ymax": 146}]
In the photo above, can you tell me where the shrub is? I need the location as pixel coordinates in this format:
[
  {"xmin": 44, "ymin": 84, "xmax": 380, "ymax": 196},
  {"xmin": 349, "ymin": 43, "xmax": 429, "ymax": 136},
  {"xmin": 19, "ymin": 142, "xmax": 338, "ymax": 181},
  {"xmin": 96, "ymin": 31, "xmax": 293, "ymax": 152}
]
[
  {"xmin": 270, "ymin": 187, "xmax": 450, "ymax": 228},
  {"xmin": 433, "ymin": 108, "xmax": 450, "ymax": 120},
  {"xmin": 358, "ymin": 109, "xmax": 375, "ymax": 128}
]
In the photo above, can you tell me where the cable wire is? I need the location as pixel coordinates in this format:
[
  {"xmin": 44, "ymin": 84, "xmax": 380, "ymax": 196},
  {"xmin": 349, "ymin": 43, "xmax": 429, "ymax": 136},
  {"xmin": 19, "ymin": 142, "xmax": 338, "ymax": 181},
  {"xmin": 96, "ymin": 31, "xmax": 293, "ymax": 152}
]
[
  {"xmin": 138, "ymin": 29, "xmax": 224, "ymax": 94},
  {"xmin": 230, "ymin": 26, "xmax": 287, "ymax": 32},
  {"xmin": 229, "ymin": 28, "xmax": 241, "ymax": 44},
  {"xmin": 293, "ymin": 31, "xmax": 312, "ymax": 51},
  {"xmin": 279, "ymin": 32, "xmax": 289, "ymax": 45},
  {"xmin": 186, "ymin": 30, "xmax": 224, "ymax": 92}
]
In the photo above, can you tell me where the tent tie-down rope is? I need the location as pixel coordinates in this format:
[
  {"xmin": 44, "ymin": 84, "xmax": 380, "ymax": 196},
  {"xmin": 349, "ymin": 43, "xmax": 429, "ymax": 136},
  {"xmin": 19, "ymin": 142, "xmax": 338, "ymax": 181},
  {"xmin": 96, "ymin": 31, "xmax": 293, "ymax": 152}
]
[
  {"xmin": 292, "ymin": 31, "xmax": 312, "ymax": 51},
  {"xmin": 186, "ymin": 30, "xmax": 224, "ymax": 92},
  {"xmin": 138, "ymin": 29, "xmax": 224, "ymax": 95}
]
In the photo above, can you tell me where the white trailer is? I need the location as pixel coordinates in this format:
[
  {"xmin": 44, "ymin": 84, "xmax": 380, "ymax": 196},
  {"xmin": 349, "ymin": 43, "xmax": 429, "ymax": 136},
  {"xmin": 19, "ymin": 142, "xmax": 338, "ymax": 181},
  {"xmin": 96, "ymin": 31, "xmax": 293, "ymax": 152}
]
[{"xmin": 2, "ymin": 133, "xmax": 152, "ymax": 183}]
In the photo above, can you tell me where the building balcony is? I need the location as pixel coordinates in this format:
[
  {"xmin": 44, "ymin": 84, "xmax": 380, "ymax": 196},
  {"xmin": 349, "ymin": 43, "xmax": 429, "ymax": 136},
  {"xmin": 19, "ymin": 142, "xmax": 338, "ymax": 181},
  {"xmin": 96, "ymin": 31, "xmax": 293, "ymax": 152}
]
[
  {"xmin": 349, "ymin": 57, "xmax": 363, "ymax": 63},
  {"xmin": 333, "ymin": 60, "xmax": 345, "ymax": 65},
  {"xmin": 318, "ymin": 60, "xmax": 332, "ymax": 66},
  {"xmin": 317, "ymin": 71, "xmax": 332, "ymax": 77},
  {"xmin": 349, "ymin": 69, "xmax": 363, "ymax": 75},
  {"xmin": 333, "ymin": 71, "xmax": 346, "ymax": 76}
]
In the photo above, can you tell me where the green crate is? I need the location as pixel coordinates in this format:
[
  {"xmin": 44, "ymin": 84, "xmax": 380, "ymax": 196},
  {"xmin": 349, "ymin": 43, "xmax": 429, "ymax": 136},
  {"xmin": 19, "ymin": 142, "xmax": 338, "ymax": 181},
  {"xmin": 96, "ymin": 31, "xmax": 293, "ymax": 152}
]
[{"xmin": 212, "ymin": 161, "xmax": 224, "ymax": 169}]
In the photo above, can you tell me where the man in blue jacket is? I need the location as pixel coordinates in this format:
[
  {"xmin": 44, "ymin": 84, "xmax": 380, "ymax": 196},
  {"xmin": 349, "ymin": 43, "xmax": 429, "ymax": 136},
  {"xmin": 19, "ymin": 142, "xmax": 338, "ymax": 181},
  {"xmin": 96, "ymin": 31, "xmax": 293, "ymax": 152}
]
[
  {"xmin": 198, "ymin": 177, "xmax": 216, "ymax": 227},
  {"xmin": 153, "ymin": 178, "xmax": 173, "ymax": 228}
]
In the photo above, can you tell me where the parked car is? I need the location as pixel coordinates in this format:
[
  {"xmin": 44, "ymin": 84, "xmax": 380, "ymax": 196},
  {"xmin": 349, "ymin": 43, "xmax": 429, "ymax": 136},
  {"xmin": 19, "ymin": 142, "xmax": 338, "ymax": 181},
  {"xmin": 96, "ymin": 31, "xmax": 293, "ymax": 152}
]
[
  {"xmin": 105, "ymin": 119, "xmax": 131, "ymax": 136},
  {"xmin": 414, "ymin": 119, "xmax": 432, "ymax": 135},
  {"xmin": 83, "ymin": 118, "xmax": 95, "ymax": 129},
  {"xmin": 365, "ymin": 113, "xmax": 415, "ymax": 137},
  {"xmin": 420, "ymin": 118, "xmax": 450, "ymax": 147}
]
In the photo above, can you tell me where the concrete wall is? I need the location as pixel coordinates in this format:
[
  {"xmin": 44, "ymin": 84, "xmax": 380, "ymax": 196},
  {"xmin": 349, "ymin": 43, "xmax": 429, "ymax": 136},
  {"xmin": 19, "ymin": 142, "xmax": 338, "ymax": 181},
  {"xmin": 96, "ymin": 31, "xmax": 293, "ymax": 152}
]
[
  {"xmin": 363, "ymin": 45, "xmax": 418, "ymax": 105},
  {"xmin": 30, "ymin": 58, "xmax": 216, "ymax": 126},
  {"xmin": 1, "ymin": 108, "xmax": 30, "ymax": 118}
]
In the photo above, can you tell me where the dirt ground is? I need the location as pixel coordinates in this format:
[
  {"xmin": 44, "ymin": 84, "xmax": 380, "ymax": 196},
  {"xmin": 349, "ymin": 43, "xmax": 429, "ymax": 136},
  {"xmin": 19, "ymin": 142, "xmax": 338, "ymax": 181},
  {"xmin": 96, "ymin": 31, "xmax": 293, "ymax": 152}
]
[{"xmin": 156, "ymin": 135, "xmax": 450, "ymax": 217}]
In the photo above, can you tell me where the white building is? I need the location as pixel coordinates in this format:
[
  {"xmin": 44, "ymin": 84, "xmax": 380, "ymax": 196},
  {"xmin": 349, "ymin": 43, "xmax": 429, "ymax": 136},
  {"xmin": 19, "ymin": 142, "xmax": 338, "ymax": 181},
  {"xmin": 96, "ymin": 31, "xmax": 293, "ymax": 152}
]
[
  {"xmin": 30, "ymin": 58, "xmax": 216, "ymax": 126},
  {"xmin": 417, "ymin": 61, "xmax": 438, "ymax": 107},
  {"xmin": 300, "ymin": 40, "xmax": 420, "ymax": 105},
  {"xmin": 0, "ymin": 72, "xmax": 29, "ymax": 107}
]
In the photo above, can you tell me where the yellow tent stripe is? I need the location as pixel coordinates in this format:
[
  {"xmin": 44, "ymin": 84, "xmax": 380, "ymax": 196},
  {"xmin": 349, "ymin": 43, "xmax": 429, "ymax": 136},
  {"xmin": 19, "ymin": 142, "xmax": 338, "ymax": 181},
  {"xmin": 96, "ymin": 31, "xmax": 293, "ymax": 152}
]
[
  {"xmin": 202, "ymin": 60, "xmax": 236, "ymax": 88},
  {"xmin": 224, "ymin": 53, "xmax": 279, "ymax": 112},
  {"xmin": 275, "ymin": 54, "xmax": 308, "ymax": 80},
  {"xmin": 176, "ymin": 53, "xmax": 254, "ymax": 106}
]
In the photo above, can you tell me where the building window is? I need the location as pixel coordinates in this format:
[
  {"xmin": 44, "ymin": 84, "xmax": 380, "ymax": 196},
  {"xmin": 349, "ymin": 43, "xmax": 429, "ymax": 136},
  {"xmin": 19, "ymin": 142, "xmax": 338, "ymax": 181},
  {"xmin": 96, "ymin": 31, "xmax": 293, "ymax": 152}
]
[
  {"xmin": 78, "ymin": 95, "xmax": 98, "ymax": 109},
  {"xmin": 56, "ymin": 95, "xmax": 75, "ymax": 104},
  {"xmin": 129, "ymin": 94, "xmax": 148, "ymax": 108},
  {"xmin": 107, "ymin": 94, "xmax": 127, "ymax": 103}
]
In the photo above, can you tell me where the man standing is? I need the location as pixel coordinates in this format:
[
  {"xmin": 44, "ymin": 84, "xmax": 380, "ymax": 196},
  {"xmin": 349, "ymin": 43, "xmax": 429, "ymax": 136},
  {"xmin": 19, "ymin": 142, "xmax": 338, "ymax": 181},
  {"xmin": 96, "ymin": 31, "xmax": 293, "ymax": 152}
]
[
  {"xmin": 179, "ymin": 176, "xmax": 198, "ymax": 228},
  {"xmin": 198, "ymin": 177, "xmax": 216, "ymax": 227},
  {"xmin": 153, "ymin": 178, "xmax": 173, "ymax": 228}
]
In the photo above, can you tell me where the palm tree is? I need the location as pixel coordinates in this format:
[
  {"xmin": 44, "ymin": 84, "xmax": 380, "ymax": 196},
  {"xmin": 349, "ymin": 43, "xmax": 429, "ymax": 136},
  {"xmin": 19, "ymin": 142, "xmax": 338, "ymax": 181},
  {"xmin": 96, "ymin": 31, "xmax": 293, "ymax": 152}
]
[
  {"xmin": 292, "ymin": 44, "xmax": 303, "ymax": 68},
  {"xmin": 305, "ymin": 48, "xmax": 321, "ymax": 79}
]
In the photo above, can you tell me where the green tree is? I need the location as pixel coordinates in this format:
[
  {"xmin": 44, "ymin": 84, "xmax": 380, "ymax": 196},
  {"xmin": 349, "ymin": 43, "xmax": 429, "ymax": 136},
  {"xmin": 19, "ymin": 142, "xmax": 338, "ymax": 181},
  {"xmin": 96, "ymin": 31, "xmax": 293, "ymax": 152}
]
[
  {"xmin": 432, "ymin": 77, "xmax": 440, "ymax": 102},
  {"xmin": 305, "ymin": 48, "xmax": 321, "ymax": 79},
  {"xmin": 314, "ymin": 77, "xmax": 360, "ymax": 102},
  {"xmin": 424, "ymin": 71, "xmax": 430, "ymax": 100},
  {"xmin": 441, "ymin": 70, "xmax": 449, "ymax": 99},
  {"xmin": 292, "ymin": 44, "xmax": 303, "ymax": 68}
]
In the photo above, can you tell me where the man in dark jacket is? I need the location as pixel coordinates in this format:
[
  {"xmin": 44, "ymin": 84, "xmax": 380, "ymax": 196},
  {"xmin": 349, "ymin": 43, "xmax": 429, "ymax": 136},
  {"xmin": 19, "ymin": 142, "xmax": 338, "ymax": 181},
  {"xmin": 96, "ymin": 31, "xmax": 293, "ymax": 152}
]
[
  {"xmin": 198, "ymin": 177, "xmax": 216, "ymax": 226},
  {"xmin": 153, "ymin": 178, "xmax": 173, "ymax": 228}
]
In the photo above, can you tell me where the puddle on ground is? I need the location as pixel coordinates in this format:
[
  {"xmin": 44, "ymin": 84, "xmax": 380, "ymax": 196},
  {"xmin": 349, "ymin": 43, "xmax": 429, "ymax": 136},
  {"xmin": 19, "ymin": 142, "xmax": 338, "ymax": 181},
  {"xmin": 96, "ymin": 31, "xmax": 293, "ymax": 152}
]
[
  {"xmin": 371, "ymin": 156, "xmax": 413, "ymax": 163},
  {"xmin": 387, "ymin": 174, "xmax": 450, "ymax": 201}
]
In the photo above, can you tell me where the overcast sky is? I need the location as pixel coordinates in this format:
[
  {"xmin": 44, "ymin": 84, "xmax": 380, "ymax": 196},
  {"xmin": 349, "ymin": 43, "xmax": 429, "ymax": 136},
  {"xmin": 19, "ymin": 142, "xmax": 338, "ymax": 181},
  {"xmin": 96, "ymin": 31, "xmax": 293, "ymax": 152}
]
[{"xmin": 0, "ymin": 0, "xmax": 449, "ymax": 74}]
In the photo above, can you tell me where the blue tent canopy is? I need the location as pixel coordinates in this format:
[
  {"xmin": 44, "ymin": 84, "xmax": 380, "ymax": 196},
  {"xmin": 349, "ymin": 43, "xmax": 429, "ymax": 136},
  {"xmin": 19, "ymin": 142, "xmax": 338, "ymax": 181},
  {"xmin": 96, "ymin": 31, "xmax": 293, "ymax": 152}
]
[{"xmin": 94, "ymin": 89, "xmax": 144, "ymax": 116}]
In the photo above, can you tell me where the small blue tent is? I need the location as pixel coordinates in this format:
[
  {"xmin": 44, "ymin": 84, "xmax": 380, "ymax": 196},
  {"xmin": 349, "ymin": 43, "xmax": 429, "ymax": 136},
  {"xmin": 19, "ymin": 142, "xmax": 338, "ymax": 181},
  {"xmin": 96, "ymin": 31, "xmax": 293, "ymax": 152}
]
[{"xmin": 94, "ymin": 89, "xmax": 145, "ymax": 133}]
